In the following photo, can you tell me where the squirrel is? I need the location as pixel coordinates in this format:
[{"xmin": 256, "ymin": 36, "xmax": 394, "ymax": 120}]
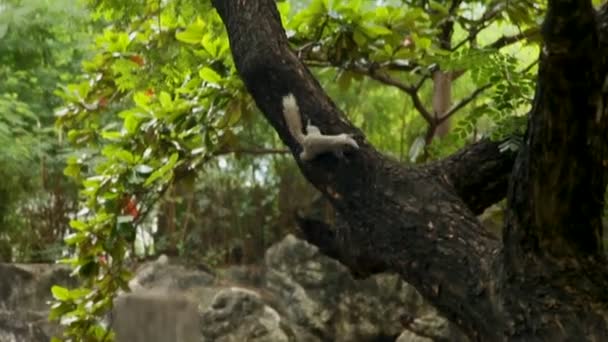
[{"xmin": 281, "ymin": 93, "xmax": 359, "ymax": 161}]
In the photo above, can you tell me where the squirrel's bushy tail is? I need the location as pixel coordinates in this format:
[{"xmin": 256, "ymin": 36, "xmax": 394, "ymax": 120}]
[{"xmin": 282, "ymin": 94, "xmax": 305, "ymax": 143}]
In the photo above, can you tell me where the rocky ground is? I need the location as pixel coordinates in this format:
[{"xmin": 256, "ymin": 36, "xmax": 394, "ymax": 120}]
[{"xmin": 0, "ymin": 235, "xmax": 467, "ymax": 342}]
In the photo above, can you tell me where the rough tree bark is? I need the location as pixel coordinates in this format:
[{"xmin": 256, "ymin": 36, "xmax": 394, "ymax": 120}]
[{"xmin": 210, "ymin": 0, "xmax": 608, "ymax": 340}]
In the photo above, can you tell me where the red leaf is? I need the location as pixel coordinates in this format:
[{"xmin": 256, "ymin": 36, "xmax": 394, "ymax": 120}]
[
  {"xmin": 130, "ymin": 55, "xmax": 145, "ymax": 67},
  {"xmin": 122, "ymin": 196, "xmax": 139, "ymax": 219},
  {"xmin": 98, "ymin": 96, "xmax": 108, "ymax": 108}
]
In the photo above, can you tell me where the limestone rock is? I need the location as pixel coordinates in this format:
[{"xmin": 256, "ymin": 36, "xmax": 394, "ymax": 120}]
[
  {"xmin": 113, "ymin": 290, "xmax": 199, "ymax": 342},
  {"xmin": 200, "ymin": 287, "xmax": 293, "ymax": 342},
  {"xmin": 264, "ymin": 234, "xmax": 465, "ymax": 341}
]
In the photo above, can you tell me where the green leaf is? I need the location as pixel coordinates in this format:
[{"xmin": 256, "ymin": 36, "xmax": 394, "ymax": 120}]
[
  {"xmin": 360, "ymin": 24, "xmax": 392, "ymax": 37},
  {"xmin": 117, "ymin": 220, "xmax": 136, "ymax": 242},
  {"xmin": 51, "ymin": 286, "xmax": 71, "ymax": 301},
  {"xmin": 337, "ymin": 71, "xmax": 353, "ymax": 91},
  {"xmin": 416, "ymin": 37, "xmax": 432, "ymax": 50},
  {"xmin": 64, "ymin": 163, "xmax": 81, "ymax": 179},
  {"xmin": 102, "ymin": 145, "xmax": 136, "ymax": 164},
  {"xmin": 217, "ymin": 100, "xmax": 242, "ymax": 128},
  {"xmin": 201, "ymin": 34, "xmax": 219, "ymax": 57},
  {"xmin": 429, "ymin": 0, "xmax": 449, "ymax": 15},
  {"xmin": 120, "ymin": 109, "xmax": 149, "ymax": 134},
  {"xmin": 143, "ymin": 153, "xmax": 179, "ymax": 186},
  {"xmin": 49, "ymin": 303, "xmax": 74, "ymax": 321},
  {"xmin": 353, "ymin": 30, "xmax": 366, "ymax": 46},
  {"xmin": 175, "ymin": 20, "xmax": 205, "ymax": 44},
  {"xmin": 159, "ymin": 91, "xmax": 173, "ymax": 109},
  {"xmin": 101, "ymin": 131, "xmax": 123, "ymax": 140},
  {"xmin": 133, "ymin": 92, "xmax": 152, "ymax": 109},
  {"xmin": 199, "ymin": 67, "xmax": 222, "ymax": 84},
  {"xmin": 69, "ymin": 220, "xmax": 88, "ymax": 231},
  {"xmin": 65, "ymin": 232, "xmax": 87, "ymax": 245}
]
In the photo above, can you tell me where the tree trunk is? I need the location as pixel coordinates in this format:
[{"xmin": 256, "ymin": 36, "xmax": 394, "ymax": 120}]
[
  {"xmin": 210, "ymin": 0, "xmax": 608, "ymax": 340},
  {"xmin": 432, "ymin": 70, "xmax": 453, "ymax": 138},
  {"xmin": 432, "ymin": 17, "xmax": 455, "ymax": 139}
]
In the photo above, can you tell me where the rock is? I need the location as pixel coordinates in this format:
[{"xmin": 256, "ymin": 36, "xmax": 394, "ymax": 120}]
[
  {"xmin": 396, "ymin": 330, "xmax": 434, "ymax": 342},
  {"xmin": 217, "ymin": 264, "xmax": 266, "ymax": 287},
  {"xmin": 407, "ymin": 314, "xmax": 453, "ymax": 340},
  {"xmin": 397, "ymin": 313, "xmax": 461, "ymax": 342},
  {"xmin": 264, "ymin": 234, "xmax": 466, "ymax": 341},
  {"xmin": 0, "ymin": 263, "xmax": 75, "ymax": 311},
  {"xmin": 0, "ymin": 235, "xmax": 468, "ymax": 342},
  {"xmin": 199, "ymin": 287, "xmax": 294, "ymax": 342},
  {"xmin": 0, "ymin": 263, "xmax": 75, "ymax": 341},
  {"xmin": 0, "ymin": 310, "xmax": 48, "ymax": 342},
  {"xmin": 0, "ymin": 264, "xmax": 34, "ymax": 310},
  {"xmin": 128, "ymin": 257, "xmax": 215, "ymax": 292},
  {"xmin": 113, "ymin": 290, "xmax": 199, "ymax": 342}
]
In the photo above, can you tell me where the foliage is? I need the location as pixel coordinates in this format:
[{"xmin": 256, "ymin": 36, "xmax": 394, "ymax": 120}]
[
  {"xmin": 427, "ymin": 49, "xmax": 536, "ymax": 157},
  {"xmin": 284, "ymin": 0, "xmax": 540, "ymax": 160},
  {"xmin": 0, "ymin": 0, "xmax": 88, "ymax": 261}
]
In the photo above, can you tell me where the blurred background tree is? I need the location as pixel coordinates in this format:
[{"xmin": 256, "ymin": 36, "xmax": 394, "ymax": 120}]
[{"xmin": 0, "ymin": 0, "xmax": 90, "ymax": 262}]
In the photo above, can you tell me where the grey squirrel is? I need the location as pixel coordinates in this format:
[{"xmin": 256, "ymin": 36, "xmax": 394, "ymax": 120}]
[{"xmin": 282, "ymin": 93, "xmax": 359, "ymax": 161}]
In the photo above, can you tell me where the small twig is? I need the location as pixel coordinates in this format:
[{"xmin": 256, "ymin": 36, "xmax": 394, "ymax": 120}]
[
  {"xmin": 362, "ymin": 67, "xmax": 434, "ymax": 124},
  {"xmin": 487, "ymin": 27, "xmax": 540, "ymax": 50},
  {"xmin": 414, "ymin": 73, "xmax": 431, "ymax": 91},
  {"xmin": 521, "ymin": 59, "xmax": 539, "ymax": 73},
  {"xmin": 438, "ymin": 83, "xmax": 492, "ymax": 124},
  {"xmin": 302, "ymin": 57, "xmax": 435, "ymax": 124},
  {"xmin": 452, "ymin": 3, "xmax": 506, "ymax": 52},
  {"xmin": 214, "ymin": 147, "xmax": 290, "ymax": 156},
  {"xmin": 379, "ymin": 74, "xmax": 433, "ymax": 124}
]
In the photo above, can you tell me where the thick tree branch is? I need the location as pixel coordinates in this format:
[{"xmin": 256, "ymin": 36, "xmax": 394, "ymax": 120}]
[
  {"xmin": 425, "ymin": 139, "xmax": 517, "ymax": 214},
  {"xmin": 211, "ymin": 1, "xmax": 505, "ymax": 338}
]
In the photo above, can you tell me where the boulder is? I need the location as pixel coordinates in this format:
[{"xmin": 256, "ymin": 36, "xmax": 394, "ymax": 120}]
[
  {"xmin": 264, "ymin": 234, "xmax": 466, "ymax": 341},
  {"xmin": 199, "ymin": 287, "xmax": 293, "ymax": 342},
  {"xmin": 0, "ymin": 263, "xmax": 75, "ymax": 340},
  {"xmin": 113, "ymin": 290, "xmax": 199, "ymax": 342}
]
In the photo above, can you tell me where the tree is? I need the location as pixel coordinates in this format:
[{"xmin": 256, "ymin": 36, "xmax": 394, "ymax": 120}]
[
  {"xmin": 209, "ymin": 0, "xmax": 608, "ymax": 340},
  {"xmin": 0, "ymin": 0, "xmax": 87, "ymax": 261}
]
